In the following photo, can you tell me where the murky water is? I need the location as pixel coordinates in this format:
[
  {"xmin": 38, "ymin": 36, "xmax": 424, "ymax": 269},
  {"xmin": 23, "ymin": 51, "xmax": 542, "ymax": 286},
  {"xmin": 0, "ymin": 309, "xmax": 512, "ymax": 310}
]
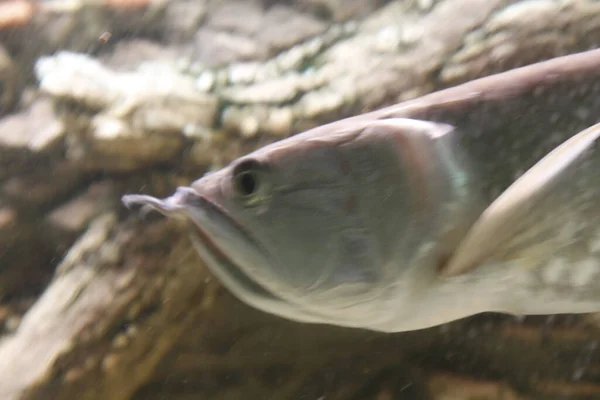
[{"xmin": 1, "ymin": 1, "xmax": 600, "ymax": 399}]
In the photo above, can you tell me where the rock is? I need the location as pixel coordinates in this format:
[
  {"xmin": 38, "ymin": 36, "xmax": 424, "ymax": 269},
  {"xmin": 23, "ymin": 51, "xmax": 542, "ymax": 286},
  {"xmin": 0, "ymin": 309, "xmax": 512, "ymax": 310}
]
[
  {"xmin": 0, "ymin": 96, "xmax": 64, "ymax": 153},
  {"xmin": 100, "ymin": 39, "xmax": 184, "ymax": 71},
  {"xmin": 163, "ymin": 0, "xmax": 207, "ymax": 42},
  {"xmin": 258, "ymin": 4, "xmax": 326, "ymax": 52},
  {"xmin": 193, "ymin": 0, "xmax": 328, "ymax": 66},
  {"xmin": 46, "ymin": 181, "xmax": 116, "ymax": 242},
  {"xmin": 0, "ymin": 95, "xmax": 65, "ymax": 181},
  {"xmin": 193, "ymin": 28, "xmax": 263, "ymax": 66},
  {"xmin": 36, "ymin": 52, "xmax": 121, "ymax": 110},
  {"xmin": 1, "ymin": 161, "xmax": 85, "ymax": 209},
  {"xmin": 36, "ymin": 51, "xmax": 219, "ymax": 171},
  {"xmin": 0, "ymin": 1, "xmax": 33, "ymax": 30},
  {"xmin": 264, "ymin": 106, "xmax": 293, "ymax": 137},
  {"xmin": 222, "ymin": 75, "xmax": 304, "ymax": 104},
  {"xmin": 0, "ymin": 44, "xmax": 17, "ymax": 115},
  {"xmin": 427, "ymin": 374, "xmax": 529, "ymax": 400},
  {"xmin": 294, "ymin": 0, "xmax": 390, "ymax": 21},
  {"xmin": 0, "ymin": 206, "xmax": 17, "ymax": 245},
  {"xmin": 207, "ymin": 0, "xmax": 264, "ymax": 36},
  {"xmin": 0, "ymin": 205, "xmax": 55, "ymax": 301}
]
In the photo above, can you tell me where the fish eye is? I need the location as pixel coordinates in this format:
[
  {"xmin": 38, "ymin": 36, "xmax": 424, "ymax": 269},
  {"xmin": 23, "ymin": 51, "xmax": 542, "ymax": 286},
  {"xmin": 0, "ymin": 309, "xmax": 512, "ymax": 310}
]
[{"xmin": 231, "ymin": 159, "xmax": 270, "ymax": 206}]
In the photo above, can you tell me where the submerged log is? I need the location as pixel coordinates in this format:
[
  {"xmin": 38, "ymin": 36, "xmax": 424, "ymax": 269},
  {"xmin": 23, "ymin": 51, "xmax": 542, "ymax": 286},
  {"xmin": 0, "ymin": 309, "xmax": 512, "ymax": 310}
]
[
  {"xmin": 2, "ymin": 1, "xmax": 600, "ymax": 399},
  {"xmin": 0, "ymin": 213, "xmax": 217, "ymax": 400}
]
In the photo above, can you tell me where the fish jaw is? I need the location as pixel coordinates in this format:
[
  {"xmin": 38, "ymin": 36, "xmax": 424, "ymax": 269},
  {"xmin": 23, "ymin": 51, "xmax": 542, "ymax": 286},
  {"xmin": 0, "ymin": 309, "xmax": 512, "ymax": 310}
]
[
  {"xmin": 123, "ymin": 184, "xmax": 387, "ymax": 327},
  {"xmin": 122, "ymin": 186, "xmax": 388, "ymax": 327},
  {"xmin": 122, "ymin": 188, "xmax": 308, "ymax": 319}
]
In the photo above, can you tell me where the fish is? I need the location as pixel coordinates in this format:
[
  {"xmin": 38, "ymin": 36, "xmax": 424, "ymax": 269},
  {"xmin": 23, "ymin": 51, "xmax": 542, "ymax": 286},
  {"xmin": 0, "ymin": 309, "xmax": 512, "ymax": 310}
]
[{"xmin": 123, "ymin": 49, "xmax": 600, "ymax": 332}]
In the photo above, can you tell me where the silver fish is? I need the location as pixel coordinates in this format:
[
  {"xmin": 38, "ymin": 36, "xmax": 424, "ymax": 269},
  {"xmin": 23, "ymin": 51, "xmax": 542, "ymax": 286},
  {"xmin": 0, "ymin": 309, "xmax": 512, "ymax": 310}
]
[{"xmin": 123, "ymin": 49, "xmax": 600, "ymax": 332}]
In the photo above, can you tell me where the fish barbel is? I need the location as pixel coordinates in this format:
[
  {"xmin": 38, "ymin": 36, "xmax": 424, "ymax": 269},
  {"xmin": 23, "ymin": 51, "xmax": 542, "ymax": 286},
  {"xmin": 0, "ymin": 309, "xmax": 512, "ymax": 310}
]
[{"xmin": 123, "ymin": 49, "xmax": 600, "ymax": 332}]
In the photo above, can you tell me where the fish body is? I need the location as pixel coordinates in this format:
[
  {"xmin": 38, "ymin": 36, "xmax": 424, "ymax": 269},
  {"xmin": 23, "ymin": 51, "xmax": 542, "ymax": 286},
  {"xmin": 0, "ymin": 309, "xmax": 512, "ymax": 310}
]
[{"xmin": 123, "ymin": 50, "xmax": 600, "ymax": 332}]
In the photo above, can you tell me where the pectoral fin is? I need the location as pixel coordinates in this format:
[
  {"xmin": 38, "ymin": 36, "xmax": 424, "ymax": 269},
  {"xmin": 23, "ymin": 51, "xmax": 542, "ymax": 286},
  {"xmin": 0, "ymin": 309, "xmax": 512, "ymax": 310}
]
[{"xmin": 440, "ymin": 121, "xmax": 600, "ymax": 276}]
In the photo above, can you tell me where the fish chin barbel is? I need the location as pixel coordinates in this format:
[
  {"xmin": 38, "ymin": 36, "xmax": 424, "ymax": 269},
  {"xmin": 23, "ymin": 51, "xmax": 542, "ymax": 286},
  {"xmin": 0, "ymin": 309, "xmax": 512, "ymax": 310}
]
[{"xmin": 123, "ymin": 49, "xmax": 600, "ymax": 333}]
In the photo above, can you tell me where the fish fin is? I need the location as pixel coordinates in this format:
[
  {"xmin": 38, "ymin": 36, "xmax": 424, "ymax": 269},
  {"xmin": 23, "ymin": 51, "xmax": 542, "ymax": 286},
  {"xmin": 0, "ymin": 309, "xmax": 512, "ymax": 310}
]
[{"xmin": 440, "ymin": 122, "xmax": 600, "ymax": 276}]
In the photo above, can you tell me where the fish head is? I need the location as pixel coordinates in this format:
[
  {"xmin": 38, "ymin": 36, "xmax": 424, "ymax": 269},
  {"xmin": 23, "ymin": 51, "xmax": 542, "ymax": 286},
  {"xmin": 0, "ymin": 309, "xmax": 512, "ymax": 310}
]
[{"xmin": 123, "ymin": 117, "xmax": 474, "ymax": 328}]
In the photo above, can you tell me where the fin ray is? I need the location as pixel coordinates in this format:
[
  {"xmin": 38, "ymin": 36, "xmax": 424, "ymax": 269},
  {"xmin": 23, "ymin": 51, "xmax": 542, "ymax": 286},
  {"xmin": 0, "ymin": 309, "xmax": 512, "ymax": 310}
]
[{"xmin": 441, "ymin": 122, "xmax": 600, "ymax": 276}]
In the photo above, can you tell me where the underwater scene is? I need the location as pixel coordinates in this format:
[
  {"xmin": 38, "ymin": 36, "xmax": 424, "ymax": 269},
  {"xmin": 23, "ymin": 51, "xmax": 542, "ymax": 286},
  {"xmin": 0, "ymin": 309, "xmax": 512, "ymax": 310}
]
[{"xmin": 1, "ymin": 0, "xmax": 600, "ymax": 399}]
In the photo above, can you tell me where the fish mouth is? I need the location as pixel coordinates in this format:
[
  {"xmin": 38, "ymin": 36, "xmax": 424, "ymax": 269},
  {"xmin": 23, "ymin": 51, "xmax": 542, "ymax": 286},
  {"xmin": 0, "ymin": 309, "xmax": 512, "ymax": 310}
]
[
  {"xmin": 185, "ymin": 211, "xmax": 285, "ymax": 305},
  {"xmin": 123, "ymin": 188, "xmax": 388, "ymax": 327},
  {"xmin": 122, "ymin": 188, "xmax": 299, "ymax": 313}
]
